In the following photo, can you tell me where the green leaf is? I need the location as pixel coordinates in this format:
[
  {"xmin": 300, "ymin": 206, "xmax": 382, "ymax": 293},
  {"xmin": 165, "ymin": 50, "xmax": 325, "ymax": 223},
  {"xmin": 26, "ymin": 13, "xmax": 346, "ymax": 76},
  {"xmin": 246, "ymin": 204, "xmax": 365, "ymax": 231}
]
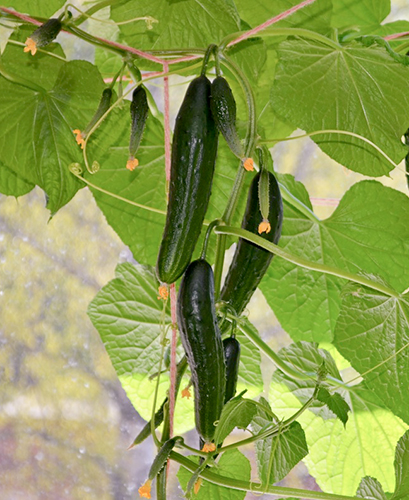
[
  {"xmin": 357, "ymin": 477, "xmax": 387, "ymax": 500},
  {"xmin": 87, "ymin": 263, "xmax": 170, "ymax": 415},
  {"xmin": 270, "ymin": 381, "xmax": 407, "ymax": 495},
  {"xmin": 271, "ymin": 341, "xmax": 348, "ymax": 422},
  {"xmin": 235, "ymin": 319, "xmax": 264, "ymax": 397},
  {"xmin": 260, "ymin": 179, "xmax": 409, "ymax": 343},
  {"xmin": 214, "ymin": 396, "xmax": 257, "ymax": 445},
  {"xmin": 234, "ymin": 0, "xmax": 332, "ymax": 34},
  {"xmin": 94, "ymin": 48, "xmax": 123, "ymax": 79},
  {"xmin": 316, "ymin": 387, "xmax": 350, "ymax": 426},
  {"xmin": 0, "ymin": 159, "xmax": 34, "ymax": 197},
  {"xmin": 111, "ymin": 0, "xmax": 240, "ymax": 50},
  {"xmin": 271, "ymin": 39, "xmax": 409, "ymax": 176},
  {"xmin": 5, "ymin": 0, "xmax": 66, "ymax": 18},
  {"xmin": 177, "ymin": 450, "xmax": 251, "ymax": 500},
  {"xmin": 394, "ymin": 431, "xmax": 409, "ymax": 500},
  {"xmin": 334, "ymin": 281, "xmax": 409, "ymax": 425},
  {"xmin": 331, "ymin": 0, "xmax": 390, "ymax": 29},
  {"xmin": 0, "ymin": 43, "xmax": 106, "ymax": 212},
  {"xmin": 251, "ymin": 397, "xmax": 308, "ymax": 485}
]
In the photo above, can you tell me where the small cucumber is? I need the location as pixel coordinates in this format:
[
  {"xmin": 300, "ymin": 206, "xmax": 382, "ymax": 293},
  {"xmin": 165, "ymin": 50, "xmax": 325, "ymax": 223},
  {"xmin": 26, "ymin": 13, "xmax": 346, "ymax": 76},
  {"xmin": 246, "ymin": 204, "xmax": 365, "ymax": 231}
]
[
  {"xmin": 24, "ymin": 19, "xmax": 62, "ymax": 55},
  {"xmin": 127, "ymin": 85, "xmax": 149, "ymax": 170},
  {"xmin": 156, "ymin": 75, "xmax": 218, "ymax": 285},
  {"xmin": 220, "ymin": 169, "xmax": 283, "ymax": 315},
  {"xmin": 177, "ymin": 259, "xmax": 226, "ymax": 444},
  {"xmin": 223, "ymin": 336, "xmax": 241, "ymax": 403},
  {"xmin": 210, "ymin": 76, "xmax": 243, "ymax": 159}
]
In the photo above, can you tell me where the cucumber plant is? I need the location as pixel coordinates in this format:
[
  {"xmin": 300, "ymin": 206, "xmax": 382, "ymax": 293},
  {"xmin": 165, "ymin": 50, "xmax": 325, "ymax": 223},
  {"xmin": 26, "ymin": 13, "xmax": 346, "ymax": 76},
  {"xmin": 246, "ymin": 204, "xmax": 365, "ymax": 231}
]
[{"xmin": 2, "ymin": 1, "xmax": 409, "ymax": 500}]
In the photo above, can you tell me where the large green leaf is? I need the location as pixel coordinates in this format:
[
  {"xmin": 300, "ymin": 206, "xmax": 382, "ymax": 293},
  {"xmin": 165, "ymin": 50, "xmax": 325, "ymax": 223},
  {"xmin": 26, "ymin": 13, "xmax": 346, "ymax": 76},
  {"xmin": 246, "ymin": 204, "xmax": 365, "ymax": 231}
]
[
  {"xmin": 394, "ymin": 431, "xmax": 409, "ymax": 500},
  {"xmin": 251, "ymin": 397, "xmax": 308, "ymax": 485},
  {"xmin": 0, "ymin": 160, "xmax": 34, "ymax": 197},
  {"xmin": 260, "ymin": 178, "xmax": 409, "ymax": 343},
  {"xmin": 334, "ymin": 281, "xmax": 409, "ymax": 425},
  {"xmin": 234, "ymin": 0, "xmax": 332, "ymax": 34},
  {"xmin": 331, "ymin": 0, "xmax": 390, "ymax": 29},
  {"xmin": 270, "ymin": 381, "xmax": 407, "ymax": 495},
  {"xmin": 111, "ymin": 0, "xmax": 240, "ymax": 50},
  {"xmin": 0, "ymin": 43, "xmax": 105, "ymax": 213},
  {"xmin": 177, "ymin": 450, "xmax": 251, "ymax": 500},
  {"xmin": 4, "ymin": 0, "xmax": 66, "ymax": 18},
  {"xmin": 271, "ymin": 39, "xmax": 409, "ymax": 176}
]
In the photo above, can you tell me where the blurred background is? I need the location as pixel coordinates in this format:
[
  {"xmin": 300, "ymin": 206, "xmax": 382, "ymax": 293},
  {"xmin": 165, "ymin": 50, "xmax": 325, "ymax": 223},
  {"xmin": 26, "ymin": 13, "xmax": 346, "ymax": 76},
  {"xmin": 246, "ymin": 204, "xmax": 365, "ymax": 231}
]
[{"xmin": 1, "ymin": 0, "xmax": 408, "ymax": 498}]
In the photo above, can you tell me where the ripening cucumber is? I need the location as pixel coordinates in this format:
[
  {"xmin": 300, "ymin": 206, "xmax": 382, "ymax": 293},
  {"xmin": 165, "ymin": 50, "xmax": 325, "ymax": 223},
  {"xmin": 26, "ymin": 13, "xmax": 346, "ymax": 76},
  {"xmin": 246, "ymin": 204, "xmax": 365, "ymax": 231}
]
[
  {"xmin": 177, "ymin": 259, "xmax": 226, "ymax": 445},
  {"xmin": 223, "ymin": 336, "xmax": 241, "ymax": 403},
  {"xmin": 220, "ymin": 170, "xmax": 283, "ymax": 315},
  {"xmin": 156, "ymin": 75, "xmax": 218, "ymax": 285}
]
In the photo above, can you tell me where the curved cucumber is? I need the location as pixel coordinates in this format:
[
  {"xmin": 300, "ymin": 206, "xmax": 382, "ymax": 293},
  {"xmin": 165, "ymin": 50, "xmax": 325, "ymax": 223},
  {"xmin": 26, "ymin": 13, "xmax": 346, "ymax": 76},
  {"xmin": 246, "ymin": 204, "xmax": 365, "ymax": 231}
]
[
  {"xmin": 156, "ymin": 75, "xmax": 218, "ymax": 284},
  {"xmin": 223, "ymin": 336, "xmax": 241, "ymax": 403},
  {"xmin": 177, "ymin": 259, "xmax": 226, "ymax": 444},
  {"xmin": 220, "ymin": 170, "xmax": 283, "ymax": 315},
  {"xmin": 210, "ymin": 76, "xmax": 243, "ymax": 159}
]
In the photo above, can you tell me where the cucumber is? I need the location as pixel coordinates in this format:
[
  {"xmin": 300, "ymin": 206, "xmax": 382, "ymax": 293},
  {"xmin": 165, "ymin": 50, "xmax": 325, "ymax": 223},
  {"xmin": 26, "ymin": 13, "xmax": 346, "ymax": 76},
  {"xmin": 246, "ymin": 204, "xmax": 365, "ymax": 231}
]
[
  {"xmin": 156, "ymin": 75, "xmax": 218, "ymax": 284},
  {"xmin": 220, "ymin": 170, "xmax": 283, "ymax": 315},
  {"xmin": 177, "ymin": 259, "xmax": 226, "ymax": 444},
  {"xmin": 127, "ymin": 85, "xmax": 149, "ymax": 170},
  {"xmin": 210, "ymin": 76, "xmax": 243, "ymax": 159},
  {"xmin": 24, "ymin": 18, "xmax": 62, "ymax": 55},
  {"xmin": 223, "ymin": 336, "xmax": 240, "ymax": 403}
]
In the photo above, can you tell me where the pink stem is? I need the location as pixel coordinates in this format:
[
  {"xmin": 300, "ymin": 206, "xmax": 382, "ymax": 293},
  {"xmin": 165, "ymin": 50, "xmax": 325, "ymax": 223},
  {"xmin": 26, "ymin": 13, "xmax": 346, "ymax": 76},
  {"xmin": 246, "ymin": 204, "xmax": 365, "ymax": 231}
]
[
  {"xmin": 169, "ymin": 284, "xmax": 178, "ymax": 438},
  {"xmin": 93, "ymin": 36, "xmax": 165, "ymax": 64},
  {"xmin": 310, "ymin": 197, "xmax": 339, "ymax": 207},
  {"xmin": 168, "ymin": 54, "xmax": 201, "ymax": 65},
  {"xmin": 384, "ymin": 32, "xmax": 409, "ymax": 41},
  {"xmin": 0, "ymin": 6, "xmax": 41, "ymax": 26},
  {"xmin": 163, "ymin": 62, "xmax": 172, "ymax": 182},
  {"xmin": 227, "ymin": 0, "xmax": 317, "ymax": 47}
]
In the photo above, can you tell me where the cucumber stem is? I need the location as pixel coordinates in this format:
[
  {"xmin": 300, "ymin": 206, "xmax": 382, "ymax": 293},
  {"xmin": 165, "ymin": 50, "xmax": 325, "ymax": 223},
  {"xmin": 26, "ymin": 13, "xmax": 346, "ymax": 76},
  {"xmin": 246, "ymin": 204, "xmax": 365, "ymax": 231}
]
[
  {"xmin": 215, "ymin": 225, "xmax": 401, "ymax": 299},
  {"xmin": 201, "ymin": 44, "xmax": 217, "ymax": 75}
]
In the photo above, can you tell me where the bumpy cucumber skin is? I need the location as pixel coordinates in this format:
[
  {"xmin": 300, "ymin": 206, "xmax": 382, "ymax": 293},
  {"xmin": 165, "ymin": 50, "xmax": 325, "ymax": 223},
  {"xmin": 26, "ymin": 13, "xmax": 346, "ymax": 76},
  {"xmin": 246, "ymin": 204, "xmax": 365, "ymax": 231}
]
[
  {"xmin": 156, "ymin": 75, "xmax": 218, "ymax": 284},
  {"xmin": 177, "ymin": 259, "xmax": 226, "ymax": 443},
  {"xmin": 32, "ymin": 19, "xmax": 62, "ymax": 47},
  {"xmin": 220, "ymin": 171, "xmax": 283, "ymax": 315},
  {"xmin": 210, "ymin": 76, "xmax": 243, "ymax": 159},
  {"xmin": 129, "ymin": 86, "xmax": 149, "ymax": 156},
  {"xmin": 223, "ymin": 336, "xmax": 240, "ymax": 403}
]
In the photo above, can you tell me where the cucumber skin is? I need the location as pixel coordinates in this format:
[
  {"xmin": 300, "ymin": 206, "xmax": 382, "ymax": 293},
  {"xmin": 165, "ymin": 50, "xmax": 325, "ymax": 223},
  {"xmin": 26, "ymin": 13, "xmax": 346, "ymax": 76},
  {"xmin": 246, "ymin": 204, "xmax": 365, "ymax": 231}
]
[
  {"xmin": 129, "ymin": 86, "xmax": 149, "ymax": 156},
  {"xmin": 223, "ymin": 336, "xmax": 241, "ymax": 403},
  {"xmin": 31, "ymin": 19, "xmax": 62, "ymax": 47},
  {"xmin": 156, "ymin": 75, "xmax": 218, "ymax": 285},
  {"xmin": 220, "ymin": 170, "xmax": 283, "ymax": 315},
  {"xmin": 177, "ymin": 259, "xmax": 226, "ymax": 443},
  {"xmin": 210, "ymin": 76, "xmax": 243, "ymax": 159}
]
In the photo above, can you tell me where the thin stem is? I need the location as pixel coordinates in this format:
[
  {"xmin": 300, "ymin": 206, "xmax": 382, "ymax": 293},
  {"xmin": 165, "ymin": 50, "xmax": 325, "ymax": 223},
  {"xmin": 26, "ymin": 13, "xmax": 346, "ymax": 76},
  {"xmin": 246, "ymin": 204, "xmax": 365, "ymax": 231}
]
[
  {"xmin": 384, "ymin": 31, "xmax": 409, "ymax": 41},
  {"xmin": 221, "ymin": 26, "xmax": 340, "ymax": 52},
  {"xmin": 215, "ymin": 226, "xmax": 401, "ymax": 298},
  {"xmin": 72, "ymin": 0, "xmax": 116, "ymax": 25},
  {"xmin": 201, "ymin": 44, "xmax": 217, "ymax": 76},
  {"xmin": 279, "ymin": 182, "xmax": 320, "ymax": 222},
  {"xmin": 168, "ymin": 284, "xmax": 178, "ymax": 438},
  {"xmin": 394, "ymin": 40, "xmax": 409, "ymax": 54},
  {"xmin": 260, "ymin": 129, "xmax": 399, "ymax": 171},
  {"xmin": 170, "ymin": 451, "xmax": 361, "ymax": 500},
  {"xmin": 200, "ymin": 220, "xmax": 222, "ymax": 260}
]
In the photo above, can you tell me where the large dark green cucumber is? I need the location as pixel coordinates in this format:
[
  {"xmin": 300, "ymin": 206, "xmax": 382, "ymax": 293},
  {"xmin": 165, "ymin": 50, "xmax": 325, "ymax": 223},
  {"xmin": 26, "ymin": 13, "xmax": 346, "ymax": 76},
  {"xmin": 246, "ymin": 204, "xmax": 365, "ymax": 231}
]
[
  {"xmin": 156, "ymin": 75, "xmax": 218, "ymax": 284},
  {"xmin": 223, "ymin": 336, "xmax": 240, "ymax": 403},
  {"xmin": 210, "ymin": 76, "xmax": 243, "ymax": 159},
  {"xmin": 27, "ymin": 18, "xmax": 62, "ymax": 48},
  {"xmin": 220, "ymin": 170, "xmax": 283, "ymax": 315},
  {"xmin": 177, "ymin": 259, "xmax": 226, "ymax": 444}
]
